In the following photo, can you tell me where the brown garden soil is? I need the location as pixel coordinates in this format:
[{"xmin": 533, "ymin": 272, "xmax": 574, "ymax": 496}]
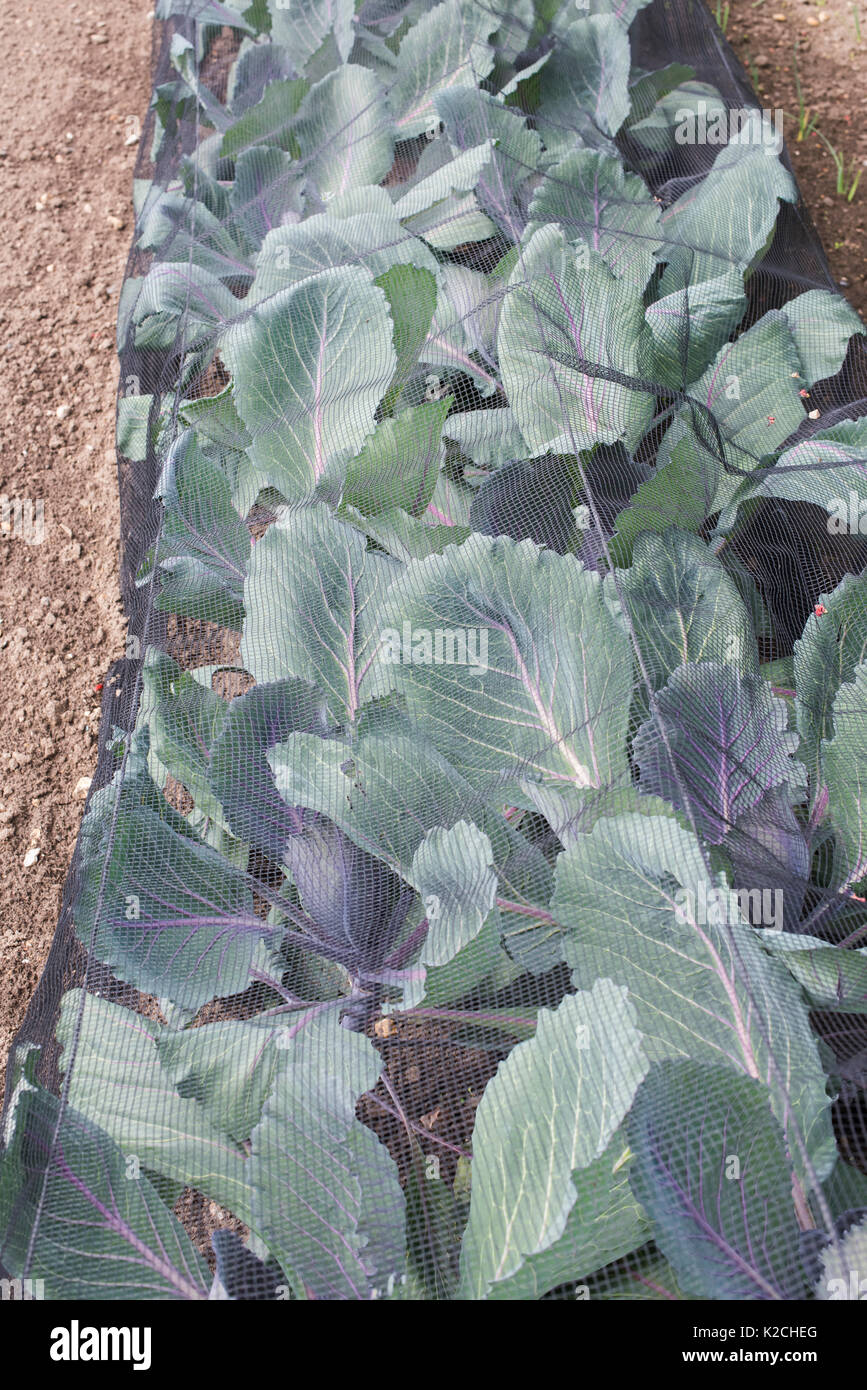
[
  {"xmin": 0, "ymin": 0, "xmax": 151, "ymax": 1105},
  {"xmin": 0, "ymin": 0, "xmax": 865, "ymax": 1116},
  {"xmin": 722, "ymin": 0, "xmax": 867, "ymax": 320}
]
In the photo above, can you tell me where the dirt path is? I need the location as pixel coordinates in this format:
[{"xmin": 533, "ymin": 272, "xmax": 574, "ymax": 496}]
[
  {"xmin": 0, "ymin": 0, "xmax": 864, "ymax": 1105},
  {"xmin": 0, "ymin": 0, "xmax": 151, "ymax": 1097},
  {"xmin": 723, "ymin": 0, "xmax": 867, "ymax": 319}
]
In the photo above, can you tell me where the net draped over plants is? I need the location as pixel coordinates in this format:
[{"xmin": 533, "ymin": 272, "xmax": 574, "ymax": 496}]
[{"xmin": 3, "ymin": 0, "xmax": 867, "ymax": 1302}]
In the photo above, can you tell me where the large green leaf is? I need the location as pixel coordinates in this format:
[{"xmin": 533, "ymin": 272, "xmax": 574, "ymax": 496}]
[
  {"xmin": 609, "ymin": 439, "xmax": 720, "ymax": 566},
  {"xmin": 682, "ymin": 310, "xmax": 805, "ymax": 482},
  {"xmin": 632, "ymin": 662, "xmax": 799, "ymax": 843},
  {"xmin": 249, "ymin": 191, "xmax": 439, "ymax": 306},
  {"xmin": 133, "ymin": 260, "xmax": 240, "ymax": 354},
  {"xmin": 157, "ymin": 1016, "xmax": 285, "ymax": 1145},
  {"xmin": 141, "ymin": 428, "xmax": 251, "ymax": 631},
  {"xmin": 745, "ymin": 416, "xmax": 867, "ymax": 536},
  {"xmin": 402, "ymin": 820, "xmax": 498, "ymax": 1007},
  {"xmin": 535, "ymin": 15, "xmax": 631, "ymax": 148},
  {"xmin": 221, "ymin": 77, "xmax": 309, "ymax": 157},
  {"xmin": 55, "ymin": 991, "xmax": 254, "ymax": 1227},
  {"xmin": 781, "ymin": 290, "xmax": 865, "ymax": 387},
  {"xmin": 387, "ymin": 0, "xmax": 497, "ymax": 138},
  {"xmin": 366, "ymin": 533, "xmax": 635, "ymax": 820},
  {"xmin": 248, "ymin": 1013, "xmax": 405, "ymax": 1299},
  {"xmin": 627, "ymin": 1060, "xmax": 806, "ymax": 1299},
  {"xmin": 641, "ymin": 269, "xmax": 747, "ymax": 389},
  {"xmin": 140, "ymin": 650, "xmax": 230, "ymax": 829},
  {"xmin": 0, "ymin": 1065, "xmax": 210, "ymax": 1300},
  {"xmin": 268, "ymin": 0, "xmax": 356, "ymax": 71},
  {"xmin": 221, "ymin": 266, "xmax": 396, "ymax": 507},
  {"xmin": 551, "ymin": 813, "xmax": 835, "ymax": 1182},
  {"xmin": 241, "ymin": 506, "xmax": 399, "ymax": 724},
  {"xmin": 375, "ymin": 262, "xmax": 439, "ymax": 416},
  {"xmin": 74, "ymin": 766, "xmax": 261, "ymax": 1011},
  {"xmin": 294, "ymin": 65, "xmax": 395, "ymax": 198},
  {"xmin": 793, "ymin": 570, "xmax": 867, "ymax": 794},
  {"xmin": 657, "ymin": 142, "xmax": 797, "ymax": 289},
  {"xmin": 342, "ymin": 398, "xmax": 452, "ymax": 517},
  {"xmin": 618, "ymin": 529, "xmax": 758, "ymax": 691},
  {"xmin": 526, "ymin": 149, "xmax": 662, "ymax": 286},
  {"xmin": 458, "ymin": 979, "xmax": 649, "ymax": 1299},
  {"xmin": 823, "ymin": 662, "xmax": 867, "ymax": 888},
  {"xmin": 498, "ymin": 224, "xmax": 654, "ymax": 455},
  {"xmin": 476, "ymin": 1136, "xmax": 651, "ymax": 1300},
  {"xmin": 228, "ymin": 145, "xmax": 302, "ymax": 250}
]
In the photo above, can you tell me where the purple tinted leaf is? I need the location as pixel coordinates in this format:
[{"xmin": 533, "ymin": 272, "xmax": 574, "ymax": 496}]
[
  {"xmin": 209, "ymin": 678, "xmax": 332, "ymax": 861},
  {"xmin": 633, "ymin": 662, "xmax": 798, "ymax": 843},
  {"xmin": 0, "ymin": 1087, "xmax": 210, "ymax": 1300},
  {"xmin": 627, "ymin": 1060, "xmax": 805, "ymax": 1300},
  {"xmin": 76, "ymin": 774, "xmax": 263, "ymax": 1011},
  {"xmin": 249, "ymin": 1014, "xmax": 405, "ymax": 1300},
  {"xmin": 284, "ymin": 816, "xmax": 414, "ymax": 973},
  {"xmin": 725, "ymin": 788, "xmax": 809, "ymax": 931}
]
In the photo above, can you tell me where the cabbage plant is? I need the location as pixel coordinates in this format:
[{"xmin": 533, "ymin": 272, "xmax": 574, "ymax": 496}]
[{"xmin": 3, "ymin": 0, "xmax": 867, "ymax": 1303}]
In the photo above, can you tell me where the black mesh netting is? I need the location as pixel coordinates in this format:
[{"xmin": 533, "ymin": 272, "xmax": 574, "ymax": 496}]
[{"xmin": 2, "ymin": 0, "xmax": 867, "ymax": 1304}]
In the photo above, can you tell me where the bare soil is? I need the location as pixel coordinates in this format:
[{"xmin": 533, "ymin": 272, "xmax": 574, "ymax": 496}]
[
  {"xmin": 724, "ymin": 0, "xmax": 867, "ymax": 319},
  {"xmin": 0, "ymin": 0, "xmax": 151, "ymax": 1102},
  {"xmin": 0, "ymin": 0, "xmax": 864, "ymax": 1112}
]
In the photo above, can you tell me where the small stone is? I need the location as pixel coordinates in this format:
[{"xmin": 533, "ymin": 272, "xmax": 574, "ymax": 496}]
[
  {"xmin": 49, "ymin": 433, "xmax": 63, "ymax": 448},
  {"xmin": 60, "ymin": 541, "xmax": 82, "ymax": 563},
  {"xmin": 106, "ymin": 214, "xmax": 125, "ymax": 231},
  {"xmin": 806, "ymin": 14, "xmax": 819, "ymax": 23},
  {"xmin": 90, "ymin": 32, "xmax": 109, "ymax": 43},
  {"xmin": 808, "ymin": 409, "xmax": 820, "ymax": 419},
  {"xmin": 772, "ymin": 11, "xmax": 785, "ymax": 19},
  {"xmin": 40, "ymin": 738, "xmax": 55, "ymax": 759},
  {"xmin": 22, "ymin": 846, "xmax": 40, "ymax": 868},
  {"xmin": 73, "ymin": 776, "xmax": 92, "ymax": 800},
  {"xmin": 56, "ymin": 403, "xmax": 71, "ymax": 420},
  {"xmin": 754, "ymin": 54, "xmax": 771, "ymax": 67}
]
